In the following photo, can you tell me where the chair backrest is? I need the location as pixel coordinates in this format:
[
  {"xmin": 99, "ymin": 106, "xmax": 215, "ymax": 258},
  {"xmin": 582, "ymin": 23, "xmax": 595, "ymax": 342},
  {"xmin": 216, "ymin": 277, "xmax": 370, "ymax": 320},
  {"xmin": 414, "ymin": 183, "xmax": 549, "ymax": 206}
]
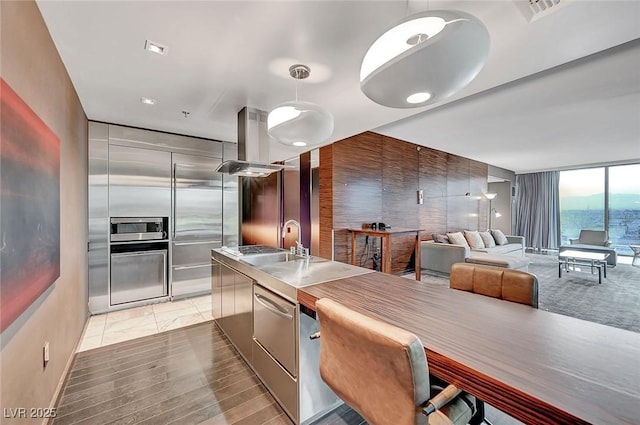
[
  {"xmin": 316, "ymin": 298, "xmax": 431, "ymax": 425},
  {"xmin": 450, "ymin": 263, "xmax": 538, "ymax": 308},
  {"xmin": 579, "ymin": 230, "xmax": 608, "ymax": 246}
]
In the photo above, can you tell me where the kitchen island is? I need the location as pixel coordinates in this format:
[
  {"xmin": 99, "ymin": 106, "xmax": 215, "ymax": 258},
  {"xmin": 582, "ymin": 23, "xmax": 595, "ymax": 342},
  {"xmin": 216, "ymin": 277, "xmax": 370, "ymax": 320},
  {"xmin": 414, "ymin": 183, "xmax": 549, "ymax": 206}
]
[
  {"xmin": 211, "ymin": 246, "xmax": 373, "ymax": 424},
  {"xmin": 213, "ymin": 245, "xmax": 640, "ymax": 425}
]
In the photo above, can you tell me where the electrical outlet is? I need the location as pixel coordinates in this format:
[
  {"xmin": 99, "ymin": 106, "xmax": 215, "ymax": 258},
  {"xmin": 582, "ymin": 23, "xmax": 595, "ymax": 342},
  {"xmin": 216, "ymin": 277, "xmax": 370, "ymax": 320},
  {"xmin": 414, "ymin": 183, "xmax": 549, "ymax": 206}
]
[{"xmin": 43, "ymin": 341, "xmax": 50, "ymax": 367}]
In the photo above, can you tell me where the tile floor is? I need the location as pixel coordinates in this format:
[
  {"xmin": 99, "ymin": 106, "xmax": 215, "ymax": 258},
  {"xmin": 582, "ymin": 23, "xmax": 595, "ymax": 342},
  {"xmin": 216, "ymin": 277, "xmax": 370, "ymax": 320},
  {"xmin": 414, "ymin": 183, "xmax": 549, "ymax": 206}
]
[{"xmin": 78, "ymin": 295, "xmax": 213, "ymax": 352}]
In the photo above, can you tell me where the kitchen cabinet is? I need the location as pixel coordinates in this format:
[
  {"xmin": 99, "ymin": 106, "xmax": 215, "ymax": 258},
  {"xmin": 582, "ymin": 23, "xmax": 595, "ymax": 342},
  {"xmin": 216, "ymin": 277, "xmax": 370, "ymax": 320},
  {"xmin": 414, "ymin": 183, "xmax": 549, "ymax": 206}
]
[
  {"xmin": 212, "ymin": 258, "xmax": 253, "ymax": 362},
  {"xmin": 211, "ymin": 260, "xmax": 221, "ymax": 321}
]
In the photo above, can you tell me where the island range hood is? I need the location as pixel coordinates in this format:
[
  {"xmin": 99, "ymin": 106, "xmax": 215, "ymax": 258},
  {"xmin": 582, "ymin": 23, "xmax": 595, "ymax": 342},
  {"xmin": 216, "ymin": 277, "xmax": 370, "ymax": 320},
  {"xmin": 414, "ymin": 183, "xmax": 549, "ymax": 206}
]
[{"xmin": 216, "ymin": 107, "xmax": 284, "ymax": 177}]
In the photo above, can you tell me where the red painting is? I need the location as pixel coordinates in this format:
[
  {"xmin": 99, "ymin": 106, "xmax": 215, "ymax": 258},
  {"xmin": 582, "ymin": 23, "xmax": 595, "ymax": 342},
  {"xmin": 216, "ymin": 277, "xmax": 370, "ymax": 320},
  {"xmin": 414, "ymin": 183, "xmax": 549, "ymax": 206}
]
[{"xmin": 1, "ymin": 79, "xmax": 60, "ymax": 332}]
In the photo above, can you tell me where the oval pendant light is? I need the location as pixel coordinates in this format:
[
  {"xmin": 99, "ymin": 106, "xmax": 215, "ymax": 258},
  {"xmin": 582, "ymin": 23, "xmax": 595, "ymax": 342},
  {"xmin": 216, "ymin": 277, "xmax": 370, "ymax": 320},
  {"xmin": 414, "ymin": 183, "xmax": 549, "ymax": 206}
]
[
  {"xmin": 268, "ymin": 64, "xmax": 334, "ymax": 147},
  {"xmin": 360, "ymin": 10, "xmax": 490, "ymax": 108}
]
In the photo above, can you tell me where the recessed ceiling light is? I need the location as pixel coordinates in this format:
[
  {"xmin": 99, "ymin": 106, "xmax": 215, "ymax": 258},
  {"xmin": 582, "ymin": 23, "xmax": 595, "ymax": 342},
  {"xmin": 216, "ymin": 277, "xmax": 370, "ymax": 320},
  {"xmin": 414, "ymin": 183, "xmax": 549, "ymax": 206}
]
[
  {"xmin": 144, "ymin": 40, "xmax": 168, "ymax": 55},
  {"xmin": 292, "ymin": 141, "xmax": 307, "ymax": 147},
  {"xmin": 140, "ymin": 97, "xmax": 156, "ymax": 105}
]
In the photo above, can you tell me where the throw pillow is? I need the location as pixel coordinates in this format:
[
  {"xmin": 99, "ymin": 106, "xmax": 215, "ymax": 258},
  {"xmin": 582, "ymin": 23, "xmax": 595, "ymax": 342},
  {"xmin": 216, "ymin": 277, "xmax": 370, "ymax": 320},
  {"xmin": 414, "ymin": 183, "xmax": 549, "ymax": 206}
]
[
  {"xmin": 479, "ymin": 231, "xmax": 496, "ymax": 248},
  {"xmin": 491, "ymin": 229, "xmax": 509, "ymax": 245},
  {"xmin": 447, "ymin": 232, "xmax": 468, "ymax": 246},
  {"xmin": 431, "ymin": 233, "xmax": 450, "ymax": 244},
  {"xmin": 464, "ymin": 230, "xmax": 485, "ymax": 249}
]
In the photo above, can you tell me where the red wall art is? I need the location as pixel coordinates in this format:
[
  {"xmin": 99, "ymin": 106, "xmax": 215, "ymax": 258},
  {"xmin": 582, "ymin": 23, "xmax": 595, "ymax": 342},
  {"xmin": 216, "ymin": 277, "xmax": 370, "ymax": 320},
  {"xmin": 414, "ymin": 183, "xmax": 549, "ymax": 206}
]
[{"xmin": 1, "ymin": 79, "xmax": 61, "ymax": 332}]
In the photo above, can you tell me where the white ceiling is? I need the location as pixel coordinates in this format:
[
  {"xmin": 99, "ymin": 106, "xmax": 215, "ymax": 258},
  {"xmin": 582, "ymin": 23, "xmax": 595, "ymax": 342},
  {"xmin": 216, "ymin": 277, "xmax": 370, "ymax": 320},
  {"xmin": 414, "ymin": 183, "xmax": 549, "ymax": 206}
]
[{"xmin": 36, "ymin": 0, "xmax": 640, "ymax": 174}]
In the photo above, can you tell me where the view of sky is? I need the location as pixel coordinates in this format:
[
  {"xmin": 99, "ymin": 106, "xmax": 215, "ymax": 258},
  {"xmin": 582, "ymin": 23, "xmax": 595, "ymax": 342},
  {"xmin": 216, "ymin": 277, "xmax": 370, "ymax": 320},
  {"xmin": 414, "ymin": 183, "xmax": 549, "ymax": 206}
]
[{"xmin": 559, "ymin": 164, "xmax": 640, "ymax": 197}]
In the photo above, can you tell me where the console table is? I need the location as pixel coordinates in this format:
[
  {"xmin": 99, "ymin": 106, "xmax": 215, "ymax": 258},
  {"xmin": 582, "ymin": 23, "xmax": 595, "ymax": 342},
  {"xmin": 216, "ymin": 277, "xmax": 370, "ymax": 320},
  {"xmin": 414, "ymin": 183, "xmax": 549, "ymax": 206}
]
[{"xmin": 347, "ymin": 228, "xmax": 422, "ymax": 280}]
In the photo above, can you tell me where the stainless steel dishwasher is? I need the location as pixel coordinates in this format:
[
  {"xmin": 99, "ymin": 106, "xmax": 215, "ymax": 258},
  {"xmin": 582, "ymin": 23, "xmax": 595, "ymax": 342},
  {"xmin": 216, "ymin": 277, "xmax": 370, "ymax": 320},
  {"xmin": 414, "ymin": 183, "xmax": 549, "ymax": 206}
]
[
  {"xmin": 252, "ymin": 283, "xmax": 299, "ymax": 421},
  {"xmin": 253, "ymin": 284, "xmax": 297, "ymax": 376}
]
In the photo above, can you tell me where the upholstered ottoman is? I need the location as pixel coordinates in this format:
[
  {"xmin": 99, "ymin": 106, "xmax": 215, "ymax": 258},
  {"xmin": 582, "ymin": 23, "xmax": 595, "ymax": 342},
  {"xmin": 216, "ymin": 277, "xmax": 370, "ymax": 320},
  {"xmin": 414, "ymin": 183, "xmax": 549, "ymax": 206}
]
[{"xmin": 465, "ymin": 254, "xmax": 530, "ymax": 271}]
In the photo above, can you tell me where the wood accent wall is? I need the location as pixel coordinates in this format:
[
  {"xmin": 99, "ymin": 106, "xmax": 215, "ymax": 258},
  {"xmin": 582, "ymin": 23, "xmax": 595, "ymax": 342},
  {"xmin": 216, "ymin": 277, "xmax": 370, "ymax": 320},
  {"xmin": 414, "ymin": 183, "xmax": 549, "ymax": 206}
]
[{"xmin": 319, "ymin": 132, "xmax": 489, "ymax": 274}]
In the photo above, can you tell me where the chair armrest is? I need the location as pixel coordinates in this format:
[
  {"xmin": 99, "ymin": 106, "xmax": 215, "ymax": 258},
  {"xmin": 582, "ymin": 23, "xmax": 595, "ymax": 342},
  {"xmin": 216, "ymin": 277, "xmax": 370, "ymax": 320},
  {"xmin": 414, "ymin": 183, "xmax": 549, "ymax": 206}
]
[
  {"xmin": 605, "ymin": 240, "xmax": 612, "ymax": 247},
  {"xmin": 506, "ymin": 235, "xmax": 525, "ymax": 247},
  {"xmin": 422, "ymin": 384, "xmax": 462, "ymax": 415},
  {"xmin": 569, "ymin": 237, "xmax": 579, "ymax": 244},
  {"xmin": 421, "ymin": 241, "xmax": 470, "ymax": 274}
]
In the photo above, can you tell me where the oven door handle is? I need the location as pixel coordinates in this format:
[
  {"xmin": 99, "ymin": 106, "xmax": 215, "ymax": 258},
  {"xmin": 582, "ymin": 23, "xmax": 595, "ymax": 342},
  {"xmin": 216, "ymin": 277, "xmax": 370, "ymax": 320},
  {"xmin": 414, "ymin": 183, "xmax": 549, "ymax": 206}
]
[{"xmin": 254, "ymin": 293, "xmax": 293, "ymax": 320}]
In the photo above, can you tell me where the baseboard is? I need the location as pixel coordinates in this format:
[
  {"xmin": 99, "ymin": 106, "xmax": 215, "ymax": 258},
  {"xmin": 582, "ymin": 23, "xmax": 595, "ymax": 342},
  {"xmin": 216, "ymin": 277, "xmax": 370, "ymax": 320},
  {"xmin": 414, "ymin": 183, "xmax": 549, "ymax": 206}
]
[{"xmin": 44, "ymin": 314, "xmax": 89, "ymax": 425}]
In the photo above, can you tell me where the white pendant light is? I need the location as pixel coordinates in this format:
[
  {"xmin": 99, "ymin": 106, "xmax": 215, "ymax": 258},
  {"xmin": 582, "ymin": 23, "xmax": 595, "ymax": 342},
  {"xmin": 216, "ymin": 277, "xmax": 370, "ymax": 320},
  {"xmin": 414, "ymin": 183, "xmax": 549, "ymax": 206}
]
[
  {"xmin": 268, "ymin": 64, "xmax": 334, "ymax": 147},
  {"xmin": 360, "ymin": 10, "xmax": 490, "ymax": 108}
]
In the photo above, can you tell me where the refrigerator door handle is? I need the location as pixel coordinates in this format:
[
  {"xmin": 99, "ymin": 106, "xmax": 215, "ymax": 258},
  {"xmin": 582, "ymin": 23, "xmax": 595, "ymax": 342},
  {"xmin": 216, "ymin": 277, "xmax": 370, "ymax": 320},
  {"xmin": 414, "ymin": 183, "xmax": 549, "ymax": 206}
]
[
  {"xmin": 172, "ymin": 162, "xmax": 177, "ymax": 240},
  {"xmin": 173, "ymin": 240, "xmax": 221, "ymax": 246}
]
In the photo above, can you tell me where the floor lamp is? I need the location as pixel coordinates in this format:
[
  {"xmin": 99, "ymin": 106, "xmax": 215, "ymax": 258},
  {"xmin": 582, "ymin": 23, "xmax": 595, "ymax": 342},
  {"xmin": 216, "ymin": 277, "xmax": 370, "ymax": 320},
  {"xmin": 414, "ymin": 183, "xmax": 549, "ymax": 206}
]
[{"xmin": 485, "ymin": 193, "xmax": 501, "ymax": 229}]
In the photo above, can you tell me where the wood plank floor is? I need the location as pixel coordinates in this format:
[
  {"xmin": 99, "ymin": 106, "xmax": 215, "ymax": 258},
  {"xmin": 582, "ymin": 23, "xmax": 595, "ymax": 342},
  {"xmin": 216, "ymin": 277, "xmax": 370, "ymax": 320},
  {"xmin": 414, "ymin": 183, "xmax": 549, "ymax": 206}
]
[
  {"xmin": 54, "ymin": 319, "xmax": 518, "ymax": 425},
  {"xmin": 54, "ymin": 320, "xmax": 365, "ymax": 425}
]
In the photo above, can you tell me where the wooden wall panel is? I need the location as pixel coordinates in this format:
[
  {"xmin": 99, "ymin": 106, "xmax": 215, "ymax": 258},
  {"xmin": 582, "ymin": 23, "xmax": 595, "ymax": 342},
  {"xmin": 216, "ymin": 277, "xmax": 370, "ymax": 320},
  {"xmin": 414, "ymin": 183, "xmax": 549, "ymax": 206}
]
[
  {"xmin": 337, "ymin": 134, "xmax": 382, "ymax": 265},
  {"xmin": 382, "ymin": 138, "xmax": 420, "ymax": 272},
  {"xmin": 446, "ymin": 154, "xmax": 471, "ymax": 231},
  {"xmin": 319, "ymin": 131, "xmax": 490, "ymax": 275},
  {"xmin": 420, "ymin": 148, "xmax": 448, "ymax": 235},
  {"xmin": 319, "ymin": 144, "xmax": 334, "ymax": 259}
]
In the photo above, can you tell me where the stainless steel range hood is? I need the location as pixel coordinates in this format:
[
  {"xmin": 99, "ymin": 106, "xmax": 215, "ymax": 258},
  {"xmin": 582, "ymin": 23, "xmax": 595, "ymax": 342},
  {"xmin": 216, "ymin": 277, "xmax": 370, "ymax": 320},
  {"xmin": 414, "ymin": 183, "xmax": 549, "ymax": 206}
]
[{"xmin": 216, "ymin": 107, "xmax": 284, "ymax": 177}]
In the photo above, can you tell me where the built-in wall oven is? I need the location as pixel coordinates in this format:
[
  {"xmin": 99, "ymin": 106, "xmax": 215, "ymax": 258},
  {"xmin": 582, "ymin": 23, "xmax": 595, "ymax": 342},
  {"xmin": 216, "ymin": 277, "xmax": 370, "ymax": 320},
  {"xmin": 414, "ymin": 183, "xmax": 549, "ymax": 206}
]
[{"xmin": 109, "ymin": 217, "xmax": 169, "ymax": 305}]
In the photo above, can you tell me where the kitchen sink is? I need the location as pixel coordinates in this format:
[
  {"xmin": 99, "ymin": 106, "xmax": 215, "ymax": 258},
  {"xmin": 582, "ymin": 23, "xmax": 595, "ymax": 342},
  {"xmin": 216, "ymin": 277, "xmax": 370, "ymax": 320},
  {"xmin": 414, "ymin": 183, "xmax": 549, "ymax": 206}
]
[{"xmin": 240, "ymin": 252, "xmax": 308, "ymax": 267}]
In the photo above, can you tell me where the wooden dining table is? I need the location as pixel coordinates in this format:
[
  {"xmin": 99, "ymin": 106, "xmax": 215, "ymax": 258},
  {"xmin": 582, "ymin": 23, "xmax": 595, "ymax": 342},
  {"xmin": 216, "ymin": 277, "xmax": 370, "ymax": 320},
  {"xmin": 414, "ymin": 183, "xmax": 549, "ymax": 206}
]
[{"xmin": 297, "ymin": 272, "xmax": 640, "ymax": 425}]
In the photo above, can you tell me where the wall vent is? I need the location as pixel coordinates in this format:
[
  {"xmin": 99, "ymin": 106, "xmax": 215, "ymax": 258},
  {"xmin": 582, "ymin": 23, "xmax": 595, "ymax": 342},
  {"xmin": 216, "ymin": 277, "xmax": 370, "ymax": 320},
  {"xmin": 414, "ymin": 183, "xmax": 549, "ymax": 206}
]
[{"xmin": 516, "ymin": 0, "xmax": 570, "ymax": 22}]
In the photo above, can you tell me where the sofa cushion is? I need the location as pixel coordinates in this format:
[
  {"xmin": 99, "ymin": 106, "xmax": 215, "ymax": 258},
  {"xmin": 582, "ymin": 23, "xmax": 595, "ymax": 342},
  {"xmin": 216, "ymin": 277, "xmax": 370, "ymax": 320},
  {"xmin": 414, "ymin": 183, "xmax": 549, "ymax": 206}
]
[
  {"xmin": 432, "ymin": 233, "xmax": 450, "ymax": 244},
  {"xmin": 447, "ymin": 232, "xmax": 468, "ymax": 246},
  {"xmin": 491, "ymin": 229, "xmax": 509, "ymax": 245},
  {"xmin": 464, "ymin": 230, "xmax": 485, "ymax": 249},
  {"xmin": 479, "ymin": 231, "xmax": 496, "ymax": 248}
]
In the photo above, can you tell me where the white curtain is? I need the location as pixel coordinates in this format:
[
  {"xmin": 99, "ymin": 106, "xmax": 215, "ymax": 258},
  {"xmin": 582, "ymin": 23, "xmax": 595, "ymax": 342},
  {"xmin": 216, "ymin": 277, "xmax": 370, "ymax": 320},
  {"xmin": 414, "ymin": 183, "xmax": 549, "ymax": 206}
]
[{"xmin": 515, "ymin": 171, "xmax": 561, "ymax": 250}]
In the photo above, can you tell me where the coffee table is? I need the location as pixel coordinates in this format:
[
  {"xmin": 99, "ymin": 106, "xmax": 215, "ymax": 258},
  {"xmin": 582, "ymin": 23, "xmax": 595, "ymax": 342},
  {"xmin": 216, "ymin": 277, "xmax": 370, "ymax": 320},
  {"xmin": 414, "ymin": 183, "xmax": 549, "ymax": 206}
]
[{"xmin": 558, "ymin": 250, "xmax": 610, "ymax": 284}]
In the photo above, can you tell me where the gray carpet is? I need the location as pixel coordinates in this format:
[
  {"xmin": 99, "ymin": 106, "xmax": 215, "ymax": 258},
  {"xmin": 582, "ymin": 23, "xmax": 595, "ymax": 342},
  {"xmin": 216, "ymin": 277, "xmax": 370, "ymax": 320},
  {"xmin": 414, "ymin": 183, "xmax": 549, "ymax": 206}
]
[{"xmin": 420, "ymin": 254, "xmax": 640, "ymax": 333}]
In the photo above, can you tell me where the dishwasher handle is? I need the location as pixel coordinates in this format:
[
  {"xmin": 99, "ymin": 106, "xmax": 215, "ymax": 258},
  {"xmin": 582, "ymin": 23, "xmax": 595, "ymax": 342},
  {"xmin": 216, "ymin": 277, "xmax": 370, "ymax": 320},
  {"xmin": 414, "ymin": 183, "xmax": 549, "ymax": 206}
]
[{"xmin": 254, "ymin": 293, "xmax": 294, "ymax": 320}]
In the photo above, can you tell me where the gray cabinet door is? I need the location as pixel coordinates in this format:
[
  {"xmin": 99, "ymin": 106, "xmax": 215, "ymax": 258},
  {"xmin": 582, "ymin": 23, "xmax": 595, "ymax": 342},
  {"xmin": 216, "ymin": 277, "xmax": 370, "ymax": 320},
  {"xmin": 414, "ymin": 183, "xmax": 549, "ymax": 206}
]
[
  {"xmin": 211, "ymin": 260, "xmax": 222, "ymax": 322},
  {"xmin": 217, "ymin": 263, "xmax": 253, "ymax": 362},
  {"xmin": 108, "ymin": 145, "xmax": 171, "ymax": 217},
  {"xmin": 219, "ymin": 263, "xmax": 235, "ymax": 332}
]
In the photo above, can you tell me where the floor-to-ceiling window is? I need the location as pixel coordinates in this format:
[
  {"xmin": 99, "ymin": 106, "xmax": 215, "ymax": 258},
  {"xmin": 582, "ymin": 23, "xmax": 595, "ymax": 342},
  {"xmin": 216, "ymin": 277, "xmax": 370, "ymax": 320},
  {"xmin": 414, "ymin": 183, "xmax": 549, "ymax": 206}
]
[
  {"xmin": 559, "ymin": 168, "xmax": 604, "ymax": 245},
  {"xmin": 608, "ymin": 164, "xmax": 640, "ymax": 256},
  {"xmin": 559, "ymin": 164, "xmax": 640, "ymax": 256}
]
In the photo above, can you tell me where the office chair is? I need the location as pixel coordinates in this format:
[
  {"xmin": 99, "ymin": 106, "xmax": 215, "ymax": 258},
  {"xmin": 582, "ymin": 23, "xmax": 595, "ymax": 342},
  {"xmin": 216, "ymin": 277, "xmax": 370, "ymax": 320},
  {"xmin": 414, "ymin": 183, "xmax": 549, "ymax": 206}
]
[{"xmin": 315, "ymin": 298, "xmax": 476, "ymax": 425}]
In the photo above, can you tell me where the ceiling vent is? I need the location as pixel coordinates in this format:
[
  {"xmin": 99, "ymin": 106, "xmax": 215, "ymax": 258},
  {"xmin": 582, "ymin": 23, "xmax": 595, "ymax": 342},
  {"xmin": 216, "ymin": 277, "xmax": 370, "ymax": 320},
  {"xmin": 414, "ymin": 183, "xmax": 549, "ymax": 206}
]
[{"xmin": 516, "ymin": 0, "xmax": 570, "ymax": 22}]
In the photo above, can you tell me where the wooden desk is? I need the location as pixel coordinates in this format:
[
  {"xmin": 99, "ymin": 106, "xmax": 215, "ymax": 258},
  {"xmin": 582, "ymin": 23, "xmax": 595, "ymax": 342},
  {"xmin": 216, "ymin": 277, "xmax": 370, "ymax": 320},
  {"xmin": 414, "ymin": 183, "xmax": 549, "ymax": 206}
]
[
  {"xmin": 298, "ymin": 273, "xmax": 640, "ymax": 425},
  {"xmin": 347, "ymin": 228, "xmax": 422, "ymax": 280}
]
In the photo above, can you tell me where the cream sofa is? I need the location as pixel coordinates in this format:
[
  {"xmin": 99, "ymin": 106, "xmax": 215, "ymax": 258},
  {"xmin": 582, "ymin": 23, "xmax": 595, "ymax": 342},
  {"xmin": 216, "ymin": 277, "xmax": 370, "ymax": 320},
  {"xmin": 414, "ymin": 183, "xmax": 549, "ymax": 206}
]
[{"xmin": 421, "ymin": 235, "xmax": 525, "ymax": 274}]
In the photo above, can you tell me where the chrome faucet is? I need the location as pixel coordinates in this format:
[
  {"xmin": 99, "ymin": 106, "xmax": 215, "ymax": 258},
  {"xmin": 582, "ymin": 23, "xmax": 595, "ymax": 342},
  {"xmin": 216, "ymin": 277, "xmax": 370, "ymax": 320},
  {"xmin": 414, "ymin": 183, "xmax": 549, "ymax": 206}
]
[{"xmin": 282, "ymin": 219, "xmax": 309, "ymax": 257}]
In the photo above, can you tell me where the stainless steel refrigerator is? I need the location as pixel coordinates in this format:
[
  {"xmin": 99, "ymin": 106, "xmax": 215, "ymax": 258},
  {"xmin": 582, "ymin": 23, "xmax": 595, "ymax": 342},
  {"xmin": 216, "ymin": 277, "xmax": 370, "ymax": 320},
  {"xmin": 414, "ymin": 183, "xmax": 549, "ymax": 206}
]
[{"xmin": 170, "ymin": 153, "xmax": 223, "ymax": 298}]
